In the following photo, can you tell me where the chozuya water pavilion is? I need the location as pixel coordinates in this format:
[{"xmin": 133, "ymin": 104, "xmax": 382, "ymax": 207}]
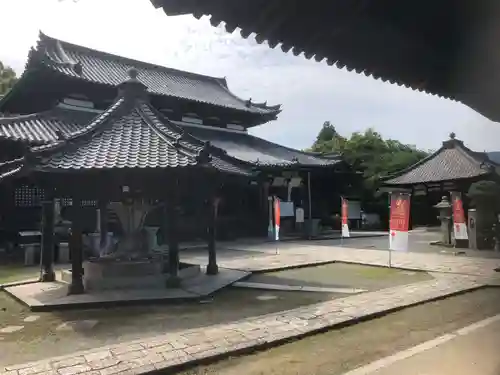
[
  {"xmin": 0, "ymin": 65, "xmax": 255, "ymax": 293},
  {"xmin": 0, "ymin": 33, "xmax": 354, "ymax": 296}
]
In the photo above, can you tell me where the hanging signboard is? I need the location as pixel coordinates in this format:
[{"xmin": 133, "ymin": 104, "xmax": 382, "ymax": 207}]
[
  {"xmin": 341, "ymin": 197, "xmax": 350, "ymax": 238},
  {"xmin": 389, "ymin": 192, "xmax": 411, "ymax": 252},
  {"xmin": 451, "ymin": 191, "xmax": 468, "ymax": 240},
  {"xmin": 274, "ymin": 196, "xmax": 281, "ymax": 241}
]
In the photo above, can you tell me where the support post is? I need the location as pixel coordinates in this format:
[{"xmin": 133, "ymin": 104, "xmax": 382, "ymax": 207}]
[
  {"xmin": 307, "ymin": 171, "xmax": 312, "ymax": 240},
  {"xmin": 40, "ymin": 198, "xmax": 56, "ymax": 282},
  {"xmin": 206, "ymin": 196, "xmax": 220, "ymax": 275},
  {"xmin": 98, "ymin": 200, "xmax": 108, "ymax": 248},
  {"xmin": 165, "ymin": 178, "xmax": 180, "ymax": 287},
  {"xmin": 68, "ymin": 197, "xmax": 84, "ymax": 295}
]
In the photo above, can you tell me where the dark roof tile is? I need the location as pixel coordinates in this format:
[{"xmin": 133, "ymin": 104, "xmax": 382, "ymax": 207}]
[
  {"xmin": 31, "ymin": 32, "xmax": 280, "ymax": 116},
  {"xmin": 383, "ymin": 138, "xmax": 494, "ymax": 186},
  {"xmin": 0, "ymin": 108, "xmax": 341, "ymax": 170},
  {"xmin": 0, "ymin": 108, "xmax": 94, "ymax": 144},
  {"xmin": 174, "ymin": 123, "xmax": 342, "ymax": 168},
  {"xmin": 0, "ymin": 94, "xmax": 252, "ymax": 178}
]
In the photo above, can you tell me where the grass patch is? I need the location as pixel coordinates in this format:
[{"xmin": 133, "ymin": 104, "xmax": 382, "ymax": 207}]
[
  {"xmin": 0, "ymin": 265, "xmax": 39, "ymax": 285},
  {"xmin": 247, "ymin": 263, "xmax": 431, "ymax": 291}
]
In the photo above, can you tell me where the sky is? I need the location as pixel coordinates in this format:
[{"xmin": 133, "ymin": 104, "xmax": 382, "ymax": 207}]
[{"xmin": 0, "ymin": 0, "xmax": 499, "ymax": 152}]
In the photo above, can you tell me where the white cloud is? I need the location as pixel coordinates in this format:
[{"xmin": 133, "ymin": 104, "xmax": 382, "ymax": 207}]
[{"xmin": 0, "ymin": 0, "xmax": 498, "ymax": 152}]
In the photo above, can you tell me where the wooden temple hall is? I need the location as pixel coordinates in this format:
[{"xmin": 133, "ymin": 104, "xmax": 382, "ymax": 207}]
[{"xmin": 0, "ymin": 33, "xmax": 353, "ymax": 293}]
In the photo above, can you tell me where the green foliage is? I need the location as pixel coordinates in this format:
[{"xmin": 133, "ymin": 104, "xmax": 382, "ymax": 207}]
[
  {"xmin": 310, "ymin": 123, "xmax": 428, "ymax": 190},
  {"xmin": 311, "ymin": 121, "xmax": 347, "ymax": 154},
  {"xmin": 0, "ymin": 61, "xmax": 18, "ymax": 96},
  {"xmin": 468, "ymin": 180, "xmax": 500, "ymax": 210}
]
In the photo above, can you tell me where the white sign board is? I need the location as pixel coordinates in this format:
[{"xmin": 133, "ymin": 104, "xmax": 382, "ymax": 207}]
[
  {"xmin": 280, "ymin": 201, "xmax": 295, "ymax": 217},
  {"xmin": 347, "ymin": 200, "xmax": 362, "ymax": 219}
]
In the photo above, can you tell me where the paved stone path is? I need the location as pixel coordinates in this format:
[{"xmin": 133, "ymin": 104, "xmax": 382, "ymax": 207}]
[{"xmin": 2, "ymin": 246, "xmax": 499, "ymax": 375}]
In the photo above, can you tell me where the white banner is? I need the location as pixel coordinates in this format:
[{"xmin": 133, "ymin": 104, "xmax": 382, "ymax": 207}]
[{"xmin": 389, "ymin": 231, "xmax": 409, "ymax": 252}]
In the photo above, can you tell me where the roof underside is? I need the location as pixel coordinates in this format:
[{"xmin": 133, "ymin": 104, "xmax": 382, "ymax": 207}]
[
  {"xmin": 152, "ymin": 0, "xmax": 500, "ymax": 122},
  {"xmin": 383, "ymin": 140, "xmax": 494, "ymax": 186},
  {"xmin": 11, "ymin": 32, "xmax": 280, "ymax": 118}
]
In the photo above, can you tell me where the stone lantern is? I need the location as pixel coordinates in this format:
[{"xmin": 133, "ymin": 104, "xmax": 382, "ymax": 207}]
[{"xmin": 434, "ymin": 196, "xmax": 452, "ymax": 245}]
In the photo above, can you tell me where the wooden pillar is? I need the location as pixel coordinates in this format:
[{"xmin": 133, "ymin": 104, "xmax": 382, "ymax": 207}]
[
  {"xmin": 40, "ymin": 197, "xmax": 56, "ymax": 282},
  {"xmin": 206, "ymin": 196, "xmax": 220, "ymax": 275},
  {"xmin": 306, "ymin": 171, "xmax": 313, "ymax": 240},
  {"xmin": 68, "ymin": 197, "xmax": 84, "ymax": 295},
  {"xmin": 98, "ymin": 200, "xmax": 108, "ymax": 247},
  {"xmin": 165, "ymin": 177, "xmax": 180, "ymax": 287}
]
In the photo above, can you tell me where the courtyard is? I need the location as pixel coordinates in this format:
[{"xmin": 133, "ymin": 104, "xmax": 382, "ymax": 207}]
[
  {"xmin": 0, "ymin": 258, "xmax": 429, "ymax": 366},
  {"xmin": 1, "ymin": 230, "xmax": 500, "ymax": 374}
]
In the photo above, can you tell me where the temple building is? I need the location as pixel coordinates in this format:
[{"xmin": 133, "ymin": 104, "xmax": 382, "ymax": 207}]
[
  {"xmin": 0, "ymin": 32, "xmax": 356, "ymax": 274},
  {"xmin": 381, "ymin": 133, "xmax": 500, "ymax": 226}
]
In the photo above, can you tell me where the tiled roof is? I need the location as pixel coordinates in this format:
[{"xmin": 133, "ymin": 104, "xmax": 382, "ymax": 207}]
[
  {"xmin": 0, "ymin": 111, "xmax": 341, "ymax": 170},
  {"xmin": 0, "ymin": 78, "xmax": 252, "ymax": 179},
  {"xmin": 26, "ymin": 32, "xmax": 280, "ymax": 117},
  {"xmin": 383, "ymin": 138, "xmax": 495, "ymax": 186},
  {"xmin": 172, "ymin": 123, "xmax": 342, "ymax": 168},
  {"xmin": 0, "ymin": 107, "xmax": 94, "ymax": 144}
]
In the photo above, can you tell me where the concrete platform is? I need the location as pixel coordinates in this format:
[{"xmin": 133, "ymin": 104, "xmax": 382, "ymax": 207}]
[{"xmin": 3, "ymin": 267, "xmax": 250, "ymax": 311}]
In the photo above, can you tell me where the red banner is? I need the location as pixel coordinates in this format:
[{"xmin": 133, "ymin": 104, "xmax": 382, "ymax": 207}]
[
  {"xmin": 341, "ymin": 197, "xmax": 348, "ymax": 225},
  {"xmin": 274, "ymin": 197, "xmax": 281, "ymax": 228},
  {"xmin": 451, "ymin": 192, "xmax": 465, "ymax": 224},
  {"xmin": 451, "ymin": 191, "xmax": 468, "ymax": 240},
  {"xmin": 274, "ymin": 197, "xmax": 280, "ymax": 241},
  {"xmin": 389, "ymin": 193, "xmax": 410, "ymax": 232}
]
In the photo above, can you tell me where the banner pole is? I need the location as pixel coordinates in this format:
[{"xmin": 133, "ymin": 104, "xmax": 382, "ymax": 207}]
[
  {"xmin": 388, "ymin": 191, "xmax": 392, "ymax": 268},
  {"xmin": 340, "ymin": 195, "xmax": 343, "ymax": 246}
]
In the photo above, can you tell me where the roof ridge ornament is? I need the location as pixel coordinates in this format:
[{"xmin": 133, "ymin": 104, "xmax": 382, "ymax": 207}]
[
  {"xmin": 449, "ymin": 132, "xmax": 456, "ymax": 140},
  {"xmin": 53, "ymin": 40, "xmax": 82, "ymax": 75},
  {"xmin": 118, "ymin": 68, "xmax": 148, "ymax": 101}
]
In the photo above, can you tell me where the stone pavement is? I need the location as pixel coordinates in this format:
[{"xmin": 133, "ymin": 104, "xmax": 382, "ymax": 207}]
[{"xmin": 2, "ymin": 246, "xmax": 499, "ymax": 375}]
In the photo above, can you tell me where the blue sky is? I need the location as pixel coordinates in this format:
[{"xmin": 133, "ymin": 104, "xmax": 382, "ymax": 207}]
[{"xmin": 1, "ymin": 0, "xmax": 499, "ymax": 152}]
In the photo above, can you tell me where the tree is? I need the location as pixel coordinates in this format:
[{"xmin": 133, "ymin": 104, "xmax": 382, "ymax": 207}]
[
  {"xmin": 308, "ymin": 123, "xmax": 429, "ymax": 227},
  {"xmin": 0, "ymin": 61, "xmax": 18, "ymax": 96},
  {"xmin": 310, "ymin": 121, "xmax": 346, "ymax": 154},
  {"xmin": 310, "ymin": 125, "xmax": 428, "ymax": 189}
]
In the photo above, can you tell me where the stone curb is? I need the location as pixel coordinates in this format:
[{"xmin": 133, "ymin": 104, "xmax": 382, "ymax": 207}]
[{"xmin": 0, "ymin": 279, "xmax": 39, "ymax": 291}]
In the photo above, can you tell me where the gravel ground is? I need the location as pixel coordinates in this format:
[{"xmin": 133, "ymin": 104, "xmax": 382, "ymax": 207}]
[{"xmin": 0, "ymin": 286, "xmax": 341, "ymax": 366}]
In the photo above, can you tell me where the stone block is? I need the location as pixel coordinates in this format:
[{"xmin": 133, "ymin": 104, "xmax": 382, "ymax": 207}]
[
  {"xmin": 23, "ymin": 245, "xmax": 37, "ymax": 266},
  {"xmin": 58, "ymin": 243, "xmax": 70, "ymax": 263}
]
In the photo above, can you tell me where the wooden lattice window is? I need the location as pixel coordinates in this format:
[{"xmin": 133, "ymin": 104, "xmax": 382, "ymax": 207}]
[
  {"xmin": 14, "ymin": 186, "xmax": 45, "ymax": 207},
  {"xmin": 61, "ymin": 198, "xmax": 73, "ymax": 207},
  {"xmin": 58, "ymin": 199, "xmax": 97, "ymax": 207},
  {"xmin": 81, "ymin": 200, "xmax": 97, "ymax": 207}
]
